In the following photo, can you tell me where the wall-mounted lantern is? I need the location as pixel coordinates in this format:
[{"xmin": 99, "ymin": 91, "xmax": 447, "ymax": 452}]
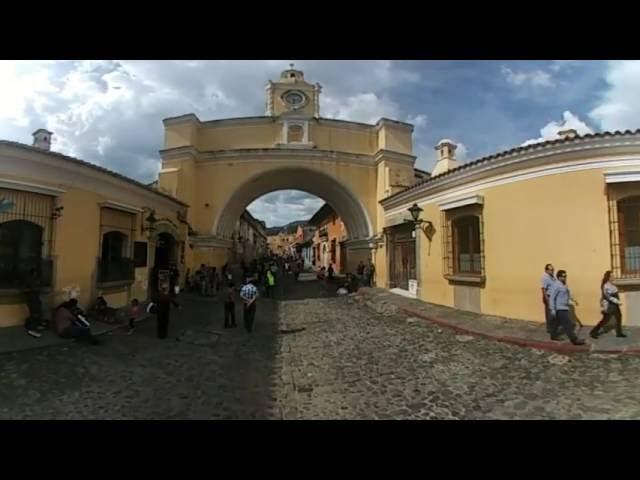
[
  {"xmin": 405, "ymin": 203, "xmax": 435, "ymax": 241},
  {"xmin": 52, "ymin": 205, "xmax": 64, "ymax": 220},
  {"xmin": 141, "ymin": 208, "xmax": 158, "ymax": 235}
]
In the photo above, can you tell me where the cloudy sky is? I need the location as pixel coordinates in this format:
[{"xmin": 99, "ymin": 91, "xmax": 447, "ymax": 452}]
[{"xmin": 1, "ymin": 60, "xmax": 639, "ymax": 226}]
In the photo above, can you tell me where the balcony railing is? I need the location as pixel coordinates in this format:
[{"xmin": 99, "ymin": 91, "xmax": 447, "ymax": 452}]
[
  {"xmin": 97, "ymin": 257, "xmax": 135, "ymax": 284},
  {"xmin": 0, "ymin": 257, "xmax": 54, "ymax": 290}
]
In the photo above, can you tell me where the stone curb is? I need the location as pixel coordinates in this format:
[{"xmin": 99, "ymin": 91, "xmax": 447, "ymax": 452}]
[
  {"xmin": 0, "ymin": 314, "xmax": 153, "ymax": 356},
  {"xmin": 358, "ymin": 290, "xmax": 640, "ymax": 356}
]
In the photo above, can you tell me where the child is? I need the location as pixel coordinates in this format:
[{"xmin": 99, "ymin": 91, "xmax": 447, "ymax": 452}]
[
  {"xmin": 224, "ymin": 282, "xmax": 237, "ymax": 328},
  {"xmin": 128, "ymin": 298, "xmax": 141, "ymax": 335}
]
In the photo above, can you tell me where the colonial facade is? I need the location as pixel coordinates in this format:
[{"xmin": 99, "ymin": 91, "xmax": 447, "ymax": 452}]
[
  {"xmin": 230, "ymin": 210, "xmax": 267, "ymax": 263},
  {"xmin": 0, "ymin": 131, "xmax": 188, "ymax": 328},
  {"xmin": 308, "ymin": 203, "xmax": 347, "ymax": 273},
  {"xmin": 267, "ymin": 228, "xmax": 297, "ymax": 256},
  {"xmin": 294, "ymin": 224, "xmax": 315, "ymax": 268},
  {"xmin": 379, "ymin": 128, "xmax": 640, "ymax": 327}
]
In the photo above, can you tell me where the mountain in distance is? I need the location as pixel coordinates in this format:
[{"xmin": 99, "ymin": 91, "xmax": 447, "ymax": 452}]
[{"xmin": 265, "ymin": 219, "xmax": 308, "ymax": 235}]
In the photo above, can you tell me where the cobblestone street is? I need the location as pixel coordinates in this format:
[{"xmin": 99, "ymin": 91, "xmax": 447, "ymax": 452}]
[{"xmin": 1, "ymin": 276, "xmax": 640, "ymax": 420}]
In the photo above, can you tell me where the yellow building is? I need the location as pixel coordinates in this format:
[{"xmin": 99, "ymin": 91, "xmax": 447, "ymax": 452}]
[
  {"xmin": 267, "ymin": 229, "xmax": 297, "ymax": 257},
  {"xmin": 379, "ymin": 129, "xmax": 640, "ymax": 327},
  {"xmin": 230, "ymin": 210, "xmax": 268, "ymax": 263},
  {"xmin": 0, "ymin": 130, "xmax": 188, "ymax": 328},
  {"xmin": 157, "ymin": 67, "xmax": 419, "ymax": 274}
]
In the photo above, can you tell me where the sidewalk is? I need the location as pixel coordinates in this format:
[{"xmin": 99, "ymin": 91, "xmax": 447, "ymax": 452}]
[
  {"xmin": 0, "ymin": 308, "xmax": 152, "ymax": 355},
  {"xmin": 356, "ymin": 288, "xmax": 640, "ymax": 355}
]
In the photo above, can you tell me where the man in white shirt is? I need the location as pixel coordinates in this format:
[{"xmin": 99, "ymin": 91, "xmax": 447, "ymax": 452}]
[
  {"xmin": 540, "ymin": 264, "xmax": 556, "ymax": 334},
  {"xmin": 240, "ymin": 276, "xmax": 259, "ymax": 333}
]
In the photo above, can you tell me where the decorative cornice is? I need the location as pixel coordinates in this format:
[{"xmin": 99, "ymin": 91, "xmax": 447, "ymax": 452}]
[
  {"xmin": 343, "ymin": 238, "xmax": 378, "ymax": 250},
  {"xmin": 438, "ymin": 194, "xmax": 484, "ymax": 211},
  {"xmin": 374, "ymin": 149, "xmax": 416, "ymax": 165},
  {"xmin": 382, "ymin": 135, "xmax": 640, "ymax": 210},
  {"xmin": 0, "ymin": 177, "xmax": 66, "ymax": 197},
  {"xmin": 604, "ymin": 170, "xmax": 640, "ymax": 184},
  {"xmin": 190, "ymin": 235, "xmax": 232, "ymax": 249},
  {"xmin": 0, "ymin": 141, "xmax": 187, "ymax": 208},
  {"xmin": 160, "ymin": 146, "xmax": 379, "ymax": 167},
  {"xmin": 100, "ymin": 201, "xmax": 143, "ymax": 215},
  {"xmin": 163, "ymin": 114, "xmax": 275, "ymax": 128},
  {"xmin": 375, "ymin": 118, "xmax": 414, "ymax": 132}
]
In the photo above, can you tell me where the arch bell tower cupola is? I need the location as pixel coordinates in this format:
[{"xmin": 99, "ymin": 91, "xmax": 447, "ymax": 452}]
[{"xmin": 266, "ymin": 64, "xmax": 322, "ymax": 147}]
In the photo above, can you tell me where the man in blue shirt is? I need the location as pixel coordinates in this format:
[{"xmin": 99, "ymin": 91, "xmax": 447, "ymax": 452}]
[{"xmin": 548, "ymin": 270, "xmax": 585, "ymax": 345}]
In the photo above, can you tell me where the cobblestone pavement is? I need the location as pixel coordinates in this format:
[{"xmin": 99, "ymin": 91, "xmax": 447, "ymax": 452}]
[{"xmin": 1, "ymin": 274, "xmax": 640, "ymax": 419}]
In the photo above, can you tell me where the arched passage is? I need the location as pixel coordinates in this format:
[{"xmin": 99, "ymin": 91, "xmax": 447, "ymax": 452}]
[{"xmin": 213, "ymin": 167, "xmax": 374, "ymax": 242}]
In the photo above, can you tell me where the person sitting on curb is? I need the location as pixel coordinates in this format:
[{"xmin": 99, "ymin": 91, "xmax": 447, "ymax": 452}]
[
  {"xmin": 52, "ymin": 299, "xmax": 101, "ymax": 345},
  {"xmin": 89, "ymin": 296, "xmax": 118, "ymax": 324}
]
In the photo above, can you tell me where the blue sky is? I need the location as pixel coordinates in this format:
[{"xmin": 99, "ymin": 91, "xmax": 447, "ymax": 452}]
[{"xmin": 1, "ymin": 60, "xmax": 638, "ymax": 226}]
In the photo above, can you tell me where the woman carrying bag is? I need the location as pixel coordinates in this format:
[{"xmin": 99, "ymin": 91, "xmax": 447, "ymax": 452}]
[{"xmin": 590, "ymin": 270, "xmax": 627, "ymax": 339}]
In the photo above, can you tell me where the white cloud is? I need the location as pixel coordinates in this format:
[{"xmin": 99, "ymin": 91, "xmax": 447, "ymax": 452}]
[
  {"xmin": 501, "ymin": 66, "xmax": 555, "ymax": 88},
  {"xmin": 407, "ymin": 113, "xmax": 428, "ymax": 129},
  {"xmin": 322, "ymin": 92, "xmax": 401, "ymax": 124},
  {"xmin": 247, "ymin": 190, "xmax": 323, "ymax": 227},
  {"xmin": 589, "ymin": 60, "xmax": 640, "ymax": 132},
  {"xmin": 0, "ymin": 60, "xmax": 426, "ymax": 226},
  {"xmin": 521, "ymin": 111, "xmax": 595, "ymax": 146},
  {"xmin": 456, "ymin": 142, "xmax": 468, "ymax": 160}
]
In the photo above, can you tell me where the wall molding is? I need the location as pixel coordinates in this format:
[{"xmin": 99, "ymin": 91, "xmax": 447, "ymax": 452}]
[
  {"xmin": 385, "ymin": 154, "xmax": 640, "ymax": 217},
  {"xmin": 604, "ymin": 170, "xmax": 640, "ymax": 184},
  {"xmin": 438, "ymin": 194, "xmax": 484, "ymax": 211},
  {"xmin": 100, "ymin": 201, "xmax": 143, "ymax": 215},
  {"xmin": 0, "ymin": 177, "xmax": 66, "ymax": 197},
  {"xmin": 383, "ymin": 137, "xmax": 640, "ymax": 210},
  {"xmin": 0, "ymin": 148, "xmax": 185, "ymax": 212}
]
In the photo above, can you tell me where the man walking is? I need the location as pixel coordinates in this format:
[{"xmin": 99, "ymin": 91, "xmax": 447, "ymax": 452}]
[
  {"xmin": 240, "ymin": 276, "xmax": 259, "ymax": 334},
  {"xmin": 548, "ymin": 270, "xmax": 585, "ymax": 345},
  {"xmin": 266, "ymin": 267, "xmax": 276, "ymax": 299},
  {"xmin": 541, "ymin": 263, "xmax": 556, "ymax": 334}
]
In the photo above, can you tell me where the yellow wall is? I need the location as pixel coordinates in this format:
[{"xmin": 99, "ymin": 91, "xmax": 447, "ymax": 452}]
[
  {"xmin": 312, "ymin": 122, "xmax": 377, "ymax": 154},
  {"xmin": 0, "ymin": 303, "xmax": 29, "ymax": 328},
  {"xmin": 164, "ymin": 122, "xmax": 197, "ymax": 149},
  {"xmin": 405, "ymin": 167, "xmax": 622, "ymax": 326},
  {"xmin": 53, "ymin": 189, "xmax": 102, "ymax": 308},
  {"xmin": 197, "ymin": 123, "xmax": 279, "ymax": 151},
  {"xmin": 378, "ymin": 125, "xmax": 413, "ymax": 155},
  {"xmin": 164, "ymin": 118, "xmax": 415, "ymax": 158},
  {"xmin": 0, "ymin": 170, "xmax": 187, "ymax": 327}
]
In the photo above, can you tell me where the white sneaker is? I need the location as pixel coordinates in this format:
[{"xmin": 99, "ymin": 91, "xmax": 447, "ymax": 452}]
[{"xmin": 27, "ymin": 330, "xmax": 41, "ymax": 338}]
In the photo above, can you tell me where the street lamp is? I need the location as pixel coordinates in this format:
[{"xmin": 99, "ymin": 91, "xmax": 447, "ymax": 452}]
[
  {"xmin": 408, "ymin": 203, "xmax": 423, "ymax": 223},
  {"xmin": 142, "ymin": 209, "xmax": 158, "ymax": 234},
  {"xmin": 405, "ymin": 203, "xmax": 435, "ymax": 240}
]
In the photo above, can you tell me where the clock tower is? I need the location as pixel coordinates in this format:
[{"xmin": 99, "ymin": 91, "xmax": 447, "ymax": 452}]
[{"xmin": 266, "ymin": 65, "xmax": 321, "ymax": 119}]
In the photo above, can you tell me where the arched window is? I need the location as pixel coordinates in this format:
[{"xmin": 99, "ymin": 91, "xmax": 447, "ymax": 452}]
[
  {"xmin": 452, "ymin": 215, "xmax": 481, "ymax": 275},
  {"xmin": 617, "ymin": 196, "xmax": 640, "ymax": 275}
]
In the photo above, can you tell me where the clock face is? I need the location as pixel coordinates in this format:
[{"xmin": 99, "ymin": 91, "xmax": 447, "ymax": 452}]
[{"xmin": 283, "ymin": 90, "xmax": 306, "ymax": 108}]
